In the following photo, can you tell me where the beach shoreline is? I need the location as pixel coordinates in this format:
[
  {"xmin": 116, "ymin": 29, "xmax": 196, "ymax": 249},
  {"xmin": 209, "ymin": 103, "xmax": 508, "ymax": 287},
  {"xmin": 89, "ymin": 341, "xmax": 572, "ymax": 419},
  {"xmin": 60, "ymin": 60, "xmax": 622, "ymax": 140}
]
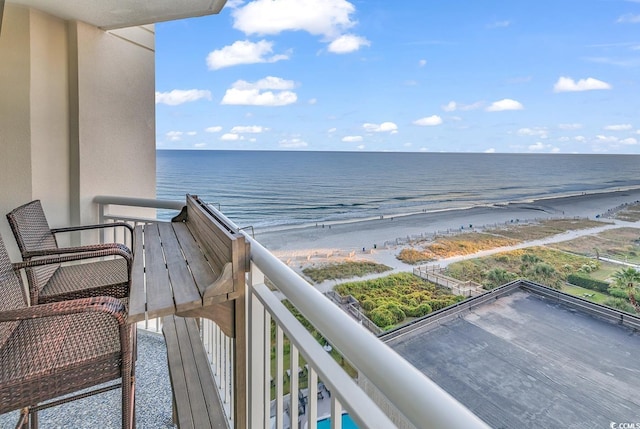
[{"xmin": 256, "ymin": 187, "xmax": 640, "ymax": 257}]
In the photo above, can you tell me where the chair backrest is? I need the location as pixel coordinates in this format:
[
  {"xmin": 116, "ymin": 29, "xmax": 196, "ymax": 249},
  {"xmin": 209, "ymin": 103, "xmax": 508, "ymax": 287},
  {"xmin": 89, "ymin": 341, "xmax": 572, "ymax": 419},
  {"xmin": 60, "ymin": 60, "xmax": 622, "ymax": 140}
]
[
  {"xmin": 6, "ymin": 200, "xmax": 59, "ymax": 257},
  {"xmin": 0, "ymin": 234, "xmax": 27, "ymax": 349},
  {"xmin": 6, "ymin": 200, "xmax": 59, "ymax": 298}
]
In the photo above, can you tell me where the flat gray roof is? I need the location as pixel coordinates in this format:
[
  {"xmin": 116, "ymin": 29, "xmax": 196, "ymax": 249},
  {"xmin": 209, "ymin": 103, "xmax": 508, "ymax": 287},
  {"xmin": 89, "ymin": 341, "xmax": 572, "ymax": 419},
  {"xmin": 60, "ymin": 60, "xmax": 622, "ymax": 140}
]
[{"xmin": 385, "ymin": 289, "xmax": 640, "ymax": 429}]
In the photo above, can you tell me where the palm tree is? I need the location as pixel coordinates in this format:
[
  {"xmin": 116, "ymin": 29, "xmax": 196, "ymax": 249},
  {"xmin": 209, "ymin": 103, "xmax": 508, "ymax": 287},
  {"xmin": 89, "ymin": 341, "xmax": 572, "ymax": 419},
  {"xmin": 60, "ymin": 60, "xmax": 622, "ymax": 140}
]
[{"xmin": 612, "ymin": 267, "xmax": 640, "ymax": 313}]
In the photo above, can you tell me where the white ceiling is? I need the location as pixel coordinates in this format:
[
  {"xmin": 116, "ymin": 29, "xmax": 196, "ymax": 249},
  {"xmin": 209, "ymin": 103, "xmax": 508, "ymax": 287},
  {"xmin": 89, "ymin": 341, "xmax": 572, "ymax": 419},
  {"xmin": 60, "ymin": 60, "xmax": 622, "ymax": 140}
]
[{"xmin": 6, "ymin": 0, "xmax": 228, "ymax": 30}]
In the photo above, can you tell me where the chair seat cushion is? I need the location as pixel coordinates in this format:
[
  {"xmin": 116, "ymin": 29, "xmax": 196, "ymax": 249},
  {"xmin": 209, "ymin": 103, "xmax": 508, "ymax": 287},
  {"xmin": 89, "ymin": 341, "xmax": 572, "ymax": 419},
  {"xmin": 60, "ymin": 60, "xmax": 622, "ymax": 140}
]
[
  {"xmin": 0, "ymin": 312, "xmax": 122, "ymax": 413},
  {"xmin": 40, "ymin": 259, "xmax": 129, "ymax": 303}
]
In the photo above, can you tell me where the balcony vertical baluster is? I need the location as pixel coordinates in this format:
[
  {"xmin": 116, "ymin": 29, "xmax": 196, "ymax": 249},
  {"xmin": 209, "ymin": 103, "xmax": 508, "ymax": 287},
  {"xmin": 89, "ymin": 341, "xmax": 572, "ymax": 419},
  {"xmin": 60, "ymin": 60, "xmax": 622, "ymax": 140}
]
[
  {"xmin": 289, "ymin": 344, "xmax": 299, "ymax": 429},
  {"xmin": 275, "ymin": 326, "xmax": 284, "ymax": 429}
]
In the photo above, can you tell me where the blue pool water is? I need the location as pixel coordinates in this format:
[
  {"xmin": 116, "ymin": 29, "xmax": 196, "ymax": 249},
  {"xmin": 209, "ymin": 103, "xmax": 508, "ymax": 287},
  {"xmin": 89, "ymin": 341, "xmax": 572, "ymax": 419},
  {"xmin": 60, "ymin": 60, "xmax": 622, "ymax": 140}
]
[{"xmin": 317, "ymin": 413, "xmax": 359, "ymax": 429}]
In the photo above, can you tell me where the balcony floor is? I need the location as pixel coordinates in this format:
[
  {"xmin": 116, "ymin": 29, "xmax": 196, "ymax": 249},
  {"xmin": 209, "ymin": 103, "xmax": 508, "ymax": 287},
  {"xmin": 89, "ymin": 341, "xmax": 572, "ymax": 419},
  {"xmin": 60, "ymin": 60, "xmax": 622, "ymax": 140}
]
[{"xmin": 0, "ymin": 329, "xmax": 175, "ymax": 428}]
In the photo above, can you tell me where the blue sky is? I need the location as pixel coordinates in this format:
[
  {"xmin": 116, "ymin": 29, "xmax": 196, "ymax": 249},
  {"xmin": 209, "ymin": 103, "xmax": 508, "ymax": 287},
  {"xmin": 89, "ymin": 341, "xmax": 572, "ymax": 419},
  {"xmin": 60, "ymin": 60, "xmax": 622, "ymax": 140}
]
[{"xmin": 155, "ymin": 0, "xmax": 640, "ymax": 153}]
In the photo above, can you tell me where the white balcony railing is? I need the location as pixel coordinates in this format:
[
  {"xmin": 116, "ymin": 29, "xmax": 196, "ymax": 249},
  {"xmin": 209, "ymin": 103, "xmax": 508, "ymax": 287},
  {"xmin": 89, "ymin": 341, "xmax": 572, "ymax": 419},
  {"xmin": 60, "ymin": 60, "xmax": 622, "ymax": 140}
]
[{"xmin": 94, "ymin": 195, "xmax": 489, "ymax": 429}]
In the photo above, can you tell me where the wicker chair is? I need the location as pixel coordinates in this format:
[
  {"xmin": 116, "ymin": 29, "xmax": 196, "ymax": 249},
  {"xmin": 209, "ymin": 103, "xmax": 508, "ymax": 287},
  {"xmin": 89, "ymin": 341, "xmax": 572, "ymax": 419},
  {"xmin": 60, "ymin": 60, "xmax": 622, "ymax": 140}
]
[
  {"xmin": 6, "ymin": 200, "xmax": 133, "ymax": 305},
  {"xmin": 0, "ymin": 233, "xmax": 135, "ymax": 429}
]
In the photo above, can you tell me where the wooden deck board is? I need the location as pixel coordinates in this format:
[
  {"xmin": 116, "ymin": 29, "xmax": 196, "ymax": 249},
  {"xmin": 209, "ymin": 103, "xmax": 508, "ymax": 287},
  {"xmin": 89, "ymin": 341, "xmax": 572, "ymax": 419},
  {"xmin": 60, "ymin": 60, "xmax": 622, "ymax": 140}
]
[
  {"xmin": 142, "ymin": 223, "xmax": 175, "ymax": 320},
  {"xmin": 163, "ymin": 316, "xmax": 227, "ymax": 429},
  {"xmin": 157, "ymin": 222, "xmax": 202, "ymax": 314}
]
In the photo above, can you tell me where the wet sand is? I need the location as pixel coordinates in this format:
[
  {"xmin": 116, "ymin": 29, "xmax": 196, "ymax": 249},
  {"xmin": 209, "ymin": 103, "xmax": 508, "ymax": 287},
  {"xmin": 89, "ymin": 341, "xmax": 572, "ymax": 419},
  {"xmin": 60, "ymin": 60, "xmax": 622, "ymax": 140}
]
[{"xmin": 256, "ymin": 188, "xmax": 640, "ymax": 254}]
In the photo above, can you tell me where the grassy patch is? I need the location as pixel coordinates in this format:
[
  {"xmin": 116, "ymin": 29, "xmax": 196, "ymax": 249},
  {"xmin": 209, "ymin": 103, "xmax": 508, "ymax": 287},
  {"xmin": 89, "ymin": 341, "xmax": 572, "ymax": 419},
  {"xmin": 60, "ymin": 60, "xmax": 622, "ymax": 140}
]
[
  {"xmin": 302, "ymin": 260, "xmax": 392, "ymax": 283},
  {"xmin": 334, "ymin": 272, "xmax": 463, "ymax": 330},
  {"xmin": 444, "ymin": 247, "xmax": 616, "ymax": 289},
  {"xmin": 397, "ymin": 232, "xmax": 518, "ymax": 264},
  {"xmin": 485, "ymin": 218, "xmax": 605, "ymax": 241},
  {"xmin": 548, "ymin": 227, "xmax": 640, "ymax": 264},
  {"xmin": 561, "ymin": 284, "xmax": 609, "ymax": 304}
]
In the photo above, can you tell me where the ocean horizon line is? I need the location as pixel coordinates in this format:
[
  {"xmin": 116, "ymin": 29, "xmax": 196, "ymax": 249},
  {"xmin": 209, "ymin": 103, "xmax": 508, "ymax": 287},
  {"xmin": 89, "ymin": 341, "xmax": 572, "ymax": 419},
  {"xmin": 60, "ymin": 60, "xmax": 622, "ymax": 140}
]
[{"xmin": 157, "ymin": 148, "xmax": 640, "ymax": 157}]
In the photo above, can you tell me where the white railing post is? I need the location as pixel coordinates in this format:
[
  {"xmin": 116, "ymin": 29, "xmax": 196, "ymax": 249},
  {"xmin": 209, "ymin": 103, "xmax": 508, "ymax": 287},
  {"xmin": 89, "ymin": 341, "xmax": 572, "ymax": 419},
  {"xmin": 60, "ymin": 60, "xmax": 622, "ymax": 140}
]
[{"xmin": 247, "ymin": 262, "xmax": 267, "ymax": 428}]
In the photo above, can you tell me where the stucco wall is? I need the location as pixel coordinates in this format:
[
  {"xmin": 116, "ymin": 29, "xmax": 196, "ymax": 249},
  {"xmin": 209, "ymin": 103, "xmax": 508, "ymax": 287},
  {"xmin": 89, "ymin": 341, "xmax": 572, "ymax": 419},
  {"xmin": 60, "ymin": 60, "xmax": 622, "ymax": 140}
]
[
  {"xmin": 0, "ymin": 5, "xmax": 156, "ymax": 254},
  {"xmin": 70, "ymin": 21, "xmax": 156, "ymax": 231},
  {"xmin": 0, "ymin": 5, "xmax": 38, "ymax": 257}
]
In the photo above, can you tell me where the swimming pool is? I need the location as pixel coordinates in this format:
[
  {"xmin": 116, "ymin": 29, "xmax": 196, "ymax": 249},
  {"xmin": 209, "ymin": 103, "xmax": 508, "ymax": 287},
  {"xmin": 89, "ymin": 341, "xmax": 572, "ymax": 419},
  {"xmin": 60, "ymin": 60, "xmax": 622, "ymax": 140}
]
[{"xmin": 317, "ymin": 413, "xmax": 359, "ymax": 429}]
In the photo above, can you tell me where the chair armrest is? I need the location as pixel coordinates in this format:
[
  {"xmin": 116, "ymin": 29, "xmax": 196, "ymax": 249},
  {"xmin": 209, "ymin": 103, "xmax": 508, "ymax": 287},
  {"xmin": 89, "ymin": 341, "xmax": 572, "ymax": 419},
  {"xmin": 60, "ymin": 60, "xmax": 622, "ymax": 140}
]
[
  {"xmin": 21, "ymin": 242, "xmax": 132, "ymax": 260},
  {"xmin": 15, "ymin": 244, "xmax": 132, "ymax": 270},
  {"xmin": 0, "ymin": 296, "xmax": 127, "ymax": 324},
  {"xmin": 52, "ymin": 222, "xmax": 134, "ymax": 246}
]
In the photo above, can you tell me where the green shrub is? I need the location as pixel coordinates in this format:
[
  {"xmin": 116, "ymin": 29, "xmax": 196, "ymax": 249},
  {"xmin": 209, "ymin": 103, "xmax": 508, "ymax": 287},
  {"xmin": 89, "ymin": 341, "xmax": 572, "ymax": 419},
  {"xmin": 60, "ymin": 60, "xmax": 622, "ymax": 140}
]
[
  {"xmin": 567, "ymin": 274, "xmax": 610, "ymax": 293},
  {"xmin": 608, "ymin": 288, "xmax": 640, "ymax": 301},
  {"xmin": 603, "ymin": 297, "xmax": 637, "ymax": 314},
  {"xmin": 361, "ymin": 299, "xmax": 375, "ymax": 311},
  {"xmin": 369, "ymin": 307, "xmax": 397, "ymax": 329}
]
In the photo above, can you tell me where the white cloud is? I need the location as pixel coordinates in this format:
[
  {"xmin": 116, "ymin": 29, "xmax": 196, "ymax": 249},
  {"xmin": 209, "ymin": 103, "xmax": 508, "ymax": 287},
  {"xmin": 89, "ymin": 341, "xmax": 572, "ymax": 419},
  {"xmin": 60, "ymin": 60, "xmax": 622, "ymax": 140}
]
[
  {"xmin": 232, "ymin": 0, "xmax": 357, "ymax": 39},
  {"xmin": 418, "ymin": 59, "xmax": 427, "ymax": 67},
  {"xmin": 205, "ymin": 126, "xmax": 223, "ymax": 133},
  {"xmin": 604, "ymin": 124, "xmax": 633, "ymax": 131},
  {"xmin": 486, "ymin": 98, "xmax": 524, "ymax": 112},
  {"xmin": 230, "ymin": 125, "xmax": 268, "ymax": 133},
  {"xmin": 620, "ymin": 137, "xmax": 638, "ymax": 145},
  {"xmin": 441, "ymin": 100, "xmax": 483, "ymax": 112},
  {"xmin": 574, "ymin": 136, "xmax": 587, "ymax": 142},
  {"xmin": 222, "ymin": 89, "xmax": 297, "ymax": 105},
  {"xmin": 596, "ymin": 135, "xmax": 619, "ymax": 143},
  {"xmin": 221, "ymin": 77, "xmax": 298, "ymax": 106},
  {"xmin": 362, "ymin": 122, "xmax": 399, "ymax": 133},
  {"xmin": 187, "ymin": 131, "xmax": 197, "ymax": 136},
  {"xmin": 166, "ymin": 131, "xmax": 183, "ymax": 141},
  {"xmin": 413, "ymin": 115, "xmax": 443, "ymax": 126},
  {"xmin": 156, "ymin": 89, "xmax": 212, "ymax": 105},
  {"xmin": 517, "ymin": 127, "xmax": 548, "ymax": 138},
  {"xmin": 553, "ymin": 76, "xmax": 612, "ymax": 92},
  {"xmin": 356, "ymin": 144, "xmax": 366, "ymax": 150},
  {"xmin": 617, "ymin": 13, "xmax": 640, "ymax": 23},
  {"xmin": 194, "ymin": 143, "xmax": 207, "ymax": 148},
  {"xmin": 328, "ymin": 127, "xmax": 337, "ymax": 133},
  {"xmin": 233, "ymin": 76, "xmax": 296, "ymax": 90},
  {"xmin": 328, "ymin": 34, "xmax": 371, "ymax": 54},
  {"xmin": 484, "ymin": 148, "xmax": 496, "ymax": 153},
  {"xmin": 442, "ymin": 101, "xmax": 457, "ymax": 112},
  {"xmin": 279, "ymin": 138, "xmax": 308, "ymax": 148},
  {"xmin": 342, "ymin": 135, "xmax": 363, "ymax": 142},
  {"xmin": 308, "ymin": 98, "xmax": 318, "ymax": 105},
  {"xmin": 558, "ymin": 123, "xmax": 583, "ymax": 130},
  {"xmin": 221, "ymin": 133, "xmax": 242, "ymax": 141},
  {"xmin": 206, "ymin": 40, "xmax": 289, "ymax": 70},
  {"xmin": 528, "ymin": 142, "xmax": 558, "ymax": 152}
]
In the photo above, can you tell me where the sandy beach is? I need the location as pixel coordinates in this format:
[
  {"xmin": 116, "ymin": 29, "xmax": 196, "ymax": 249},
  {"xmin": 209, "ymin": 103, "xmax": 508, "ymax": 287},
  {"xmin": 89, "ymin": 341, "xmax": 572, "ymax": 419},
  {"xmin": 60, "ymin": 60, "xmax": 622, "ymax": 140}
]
[{"xmin": 255, "ymin": 188, "xmax": 640, "ymax": 278}]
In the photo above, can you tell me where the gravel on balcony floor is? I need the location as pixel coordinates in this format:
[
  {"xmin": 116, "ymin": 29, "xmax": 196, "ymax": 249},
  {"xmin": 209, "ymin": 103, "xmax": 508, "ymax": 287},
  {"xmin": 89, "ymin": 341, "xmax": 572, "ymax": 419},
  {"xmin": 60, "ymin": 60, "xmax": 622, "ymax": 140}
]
[{"xmin": 0, "ymin": 329, "xmax": 176, "ymax": 429}]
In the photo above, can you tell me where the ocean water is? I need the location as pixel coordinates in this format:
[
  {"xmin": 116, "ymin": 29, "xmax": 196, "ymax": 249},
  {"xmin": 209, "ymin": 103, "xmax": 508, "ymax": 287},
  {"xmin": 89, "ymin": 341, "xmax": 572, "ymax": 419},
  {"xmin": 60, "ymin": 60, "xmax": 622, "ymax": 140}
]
[{"xmin": 156, "ymin": 150, "xmax": 640, "ymax": 231}]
